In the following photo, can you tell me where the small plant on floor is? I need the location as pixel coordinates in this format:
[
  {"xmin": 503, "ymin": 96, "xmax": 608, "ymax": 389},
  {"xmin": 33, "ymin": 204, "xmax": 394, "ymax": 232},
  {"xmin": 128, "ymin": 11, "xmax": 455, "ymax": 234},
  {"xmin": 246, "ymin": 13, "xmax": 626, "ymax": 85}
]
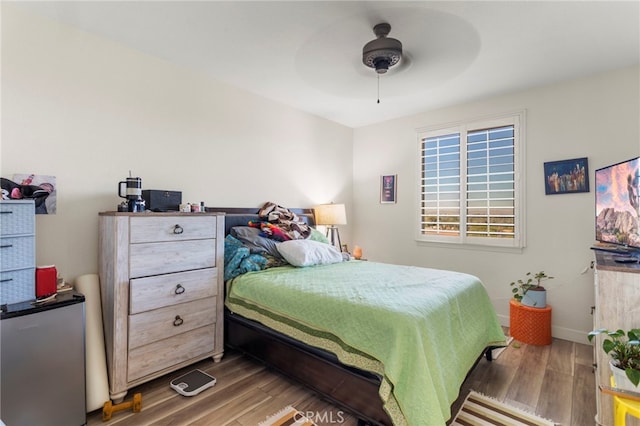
[
  {"xmin": 588, "ymin": 328, "xmax": 640, "ymax": 387},
  {"xmin": 510, "ymin": 271, "xmax": 553, "ymax": 303}
]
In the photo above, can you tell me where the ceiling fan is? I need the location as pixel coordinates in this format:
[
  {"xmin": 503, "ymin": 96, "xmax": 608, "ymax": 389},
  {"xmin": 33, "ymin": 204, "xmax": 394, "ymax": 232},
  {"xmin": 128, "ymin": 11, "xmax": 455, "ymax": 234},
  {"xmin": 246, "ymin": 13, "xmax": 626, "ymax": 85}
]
[
  {"xmin": 362, "ymin": 23, "xmax": 404, "ymax": 103},
  {"xmin": 362, "ymin": 23, "xmax": 403, "ymax": 75}
]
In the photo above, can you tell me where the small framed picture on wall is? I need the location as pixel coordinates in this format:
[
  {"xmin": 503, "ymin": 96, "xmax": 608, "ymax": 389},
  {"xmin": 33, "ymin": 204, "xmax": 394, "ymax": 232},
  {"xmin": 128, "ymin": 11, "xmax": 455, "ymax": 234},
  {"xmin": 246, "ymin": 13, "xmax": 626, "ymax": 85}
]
[
  {"xmin": 543, "ymin": 157, "xmax": 589, "ymax": 195},
  {"xmin": 380, "ymin": 174, "xmax": 397, "ymax": 204}
]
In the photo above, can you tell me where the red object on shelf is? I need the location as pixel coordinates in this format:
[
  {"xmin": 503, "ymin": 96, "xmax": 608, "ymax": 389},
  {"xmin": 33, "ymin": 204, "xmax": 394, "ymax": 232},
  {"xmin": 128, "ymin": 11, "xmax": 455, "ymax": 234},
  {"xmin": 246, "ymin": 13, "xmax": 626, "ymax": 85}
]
[
  {"xmin": 509, "ymin": 299, "xmax": 552, "ymax": 345},
  {"xmin": 35, "ymin": 265, "xmax": 57, "ymax": 298}
]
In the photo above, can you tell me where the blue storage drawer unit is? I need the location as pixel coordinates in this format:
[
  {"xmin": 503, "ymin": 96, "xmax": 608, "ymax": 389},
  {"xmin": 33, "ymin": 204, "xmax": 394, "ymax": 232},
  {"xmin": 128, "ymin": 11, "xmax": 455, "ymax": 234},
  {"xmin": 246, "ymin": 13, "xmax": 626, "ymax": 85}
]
[
  {"xmin": 0, "ymin": 269, "xmax": 36, "ymax": 306},
  {"xmin": 0, "ymin": 236, "xmax": 36, "ymax": 270},
  {"xmin": 0, "ymin": 201, "xmax": 35, "ymax": 235},
  {"xmin": 0, "ymin": 200, "xmax": 36, "ymax": 305}
]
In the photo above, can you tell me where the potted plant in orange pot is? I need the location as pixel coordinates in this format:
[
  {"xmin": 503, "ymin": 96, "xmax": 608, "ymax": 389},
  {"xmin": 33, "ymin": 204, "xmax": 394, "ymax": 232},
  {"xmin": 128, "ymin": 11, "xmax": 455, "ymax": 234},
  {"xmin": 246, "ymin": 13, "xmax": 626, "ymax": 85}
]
[
  {"xmin": 509, "ymin": 271, "xmax": 554, "ymax": 346},
  {"xmin": 510, "ymin": 271, "xmax": 553, "ymax": 308}
]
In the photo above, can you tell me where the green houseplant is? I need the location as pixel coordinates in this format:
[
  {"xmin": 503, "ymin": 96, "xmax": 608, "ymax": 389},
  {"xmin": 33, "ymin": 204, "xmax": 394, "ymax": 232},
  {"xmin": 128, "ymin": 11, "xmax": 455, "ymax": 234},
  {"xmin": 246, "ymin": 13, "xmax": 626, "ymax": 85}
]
[
  {"xmin": 588, "ymin": 328, "xmax": 640, "ymax": 388},
  {"xmin": 510, "ymin": 271, "xmax": 553, "ymax": 308}
]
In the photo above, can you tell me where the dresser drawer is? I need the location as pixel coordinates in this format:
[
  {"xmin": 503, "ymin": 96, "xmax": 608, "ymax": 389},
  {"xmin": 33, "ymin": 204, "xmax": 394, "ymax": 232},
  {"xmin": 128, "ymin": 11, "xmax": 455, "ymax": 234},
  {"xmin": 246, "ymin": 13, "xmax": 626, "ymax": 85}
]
[
  {"xmin": 128, "ymin": 297, "xmax": 217, "ymax": 349},
  {"xmin": 129, "ymin": 216, "xmax": 217, "ymax": 243},
  {"xmin": 0, "ymin": 268, "xmax": 35, "ymax": 305},
  {"xmin": 99, "ymin": 211, "xmax": 224, "ymax": 400},
  {"xmin": 129, "ymin": 268, "xmax": 217, "ymax": 314},
  {"xmin": 129, "ymin": 240, "xmax": 216, "ymax": 278},
  {"xmin": 0, "ymin": 201, "xmax": 35, "ymax": 236},
  {"xmin": 127, "ymin": 325, "xmax": 215, "ymax": 382},
  {"xmin": 0, "ymin": 236, "xmax": 35, "ymax": 271}
]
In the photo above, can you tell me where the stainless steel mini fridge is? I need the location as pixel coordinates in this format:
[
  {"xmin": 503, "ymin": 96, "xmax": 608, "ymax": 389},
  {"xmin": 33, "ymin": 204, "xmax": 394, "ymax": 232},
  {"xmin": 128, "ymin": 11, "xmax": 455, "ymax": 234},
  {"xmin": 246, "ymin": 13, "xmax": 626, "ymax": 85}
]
[{"xmin": 1, "ymin": 292, "xmax": 86, "ymax": 425}]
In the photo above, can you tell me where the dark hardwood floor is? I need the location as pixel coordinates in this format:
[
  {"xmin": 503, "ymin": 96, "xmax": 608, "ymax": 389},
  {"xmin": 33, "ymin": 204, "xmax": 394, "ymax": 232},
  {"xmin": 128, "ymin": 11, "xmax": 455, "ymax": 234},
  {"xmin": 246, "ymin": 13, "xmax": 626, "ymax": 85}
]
[{"xmin": 88, "ymin": 332, "xmax": 596, "ymax": 425}]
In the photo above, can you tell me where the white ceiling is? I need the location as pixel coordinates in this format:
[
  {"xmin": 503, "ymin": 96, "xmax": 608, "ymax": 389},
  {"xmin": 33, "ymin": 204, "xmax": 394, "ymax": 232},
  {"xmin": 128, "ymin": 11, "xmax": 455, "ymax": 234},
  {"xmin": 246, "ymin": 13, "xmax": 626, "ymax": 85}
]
[{"xmin": 12, "ymin": 1, "xmax": 640, "ymax": 128}]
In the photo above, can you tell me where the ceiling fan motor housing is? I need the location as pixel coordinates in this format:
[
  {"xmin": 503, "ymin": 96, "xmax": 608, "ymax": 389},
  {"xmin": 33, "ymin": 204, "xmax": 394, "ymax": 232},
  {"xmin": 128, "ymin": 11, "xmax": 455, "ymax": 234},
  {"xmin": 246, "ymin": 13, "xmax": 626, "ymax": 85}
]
[{"xmin": 362, "ymin": 23, "xmax": 403, "ymax": 74}]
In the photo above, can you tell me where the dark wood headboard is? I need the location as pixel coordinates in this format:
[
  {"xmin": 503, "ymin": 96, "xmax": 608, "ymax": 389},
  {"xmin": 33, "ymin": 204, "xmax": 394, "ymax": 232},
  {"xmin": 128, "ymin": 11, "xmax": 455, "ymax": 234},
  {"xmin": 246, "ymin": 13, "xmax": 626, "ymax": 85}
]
[{"xmin": 205, "ymin": 207, "xmax": 316, "ymax": 235}]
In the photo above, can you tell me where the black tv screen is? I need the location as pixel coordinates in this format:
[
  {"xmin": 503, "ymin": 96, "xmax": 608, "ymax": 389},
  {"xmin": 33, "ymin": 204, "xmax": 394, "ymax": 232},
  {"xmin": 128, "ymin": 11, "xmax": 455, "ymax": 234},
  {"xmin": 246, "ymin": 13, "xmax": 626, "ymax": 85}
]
[{"xmin": 595, "ymin": 157, "xmax": 640, "ymax": 248}]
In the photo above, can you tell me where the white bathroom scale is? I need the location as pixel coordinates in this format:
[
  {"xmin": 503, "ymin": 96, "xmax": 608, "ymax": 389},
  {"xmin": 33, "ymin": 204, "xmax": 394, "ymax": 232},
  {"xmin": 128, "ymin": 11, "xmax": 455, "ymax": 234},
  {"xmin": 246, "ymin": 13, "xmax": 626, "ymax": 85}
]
[{"xmin": 170, "ymin": 369, "xmax": 217, "ymax": 396}]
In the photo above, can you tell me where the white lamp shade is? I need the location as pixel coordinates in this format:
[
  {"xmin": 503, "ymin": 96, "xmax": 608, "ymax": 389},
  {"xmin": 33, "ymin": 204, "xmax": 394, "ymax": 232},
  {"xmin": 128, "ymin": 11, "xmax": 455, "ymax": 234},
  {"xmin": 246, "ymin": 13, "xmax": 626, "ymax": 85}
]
[{"xmin": 314, "ymin": 203, "xmax": 347, "ymax": 226}]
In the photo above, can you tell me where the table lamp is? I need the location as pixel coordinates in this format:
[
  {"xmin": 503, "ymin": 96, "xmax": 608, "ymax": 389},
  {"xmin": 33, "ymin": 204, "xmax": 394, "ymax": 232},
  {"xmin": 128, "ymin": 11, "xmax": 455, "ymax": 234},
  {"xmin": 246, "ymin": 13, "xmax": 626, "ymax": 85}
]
[{"xmin": 314, "ymin": 203, "xmax": 347, "ymax": 251}]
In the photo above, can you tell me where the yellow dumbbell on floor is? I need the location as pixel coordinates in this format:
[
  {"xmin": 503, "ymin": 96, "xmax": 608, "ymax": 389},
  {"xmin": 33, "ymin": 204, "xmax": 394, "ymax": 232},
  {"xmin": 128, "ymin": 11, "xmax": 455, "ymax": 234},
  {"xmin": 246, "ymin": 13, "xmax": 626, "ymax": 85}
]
[{"xmin": 102, "ymin": 393, "xmax": 142, "ymax": 421}]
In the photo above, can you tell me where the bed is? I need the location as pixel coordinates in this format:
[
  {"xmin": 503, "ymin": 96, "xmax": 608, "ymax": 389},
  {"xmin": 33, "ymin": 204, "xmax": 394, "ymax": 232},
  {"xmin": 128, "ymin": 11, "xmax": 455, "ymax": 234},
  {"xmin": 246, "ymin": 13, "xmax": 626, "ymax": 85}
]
[{"xmin": 208, "ymin": 207, "xmax": 506, "ymax": 425}]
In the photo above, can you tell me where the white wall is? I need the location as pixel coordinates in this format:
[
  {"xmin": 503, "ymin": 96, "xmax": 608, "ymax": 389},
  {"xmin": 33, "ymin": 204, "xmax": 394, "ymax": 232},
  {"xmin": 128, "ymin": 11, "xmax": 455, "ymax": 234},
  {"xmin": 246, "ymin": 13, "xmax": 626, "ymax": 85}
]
[
  {"xmin": 3, "ymin": 5, "xmax": 638, "ymax": 344},
  {"xmin": 352, "ymin": 65, "xmax": 640, "ymax": 343},
  {"xmin": 1, "ymin": 6, "xmax": 353, "ymax": 282}
]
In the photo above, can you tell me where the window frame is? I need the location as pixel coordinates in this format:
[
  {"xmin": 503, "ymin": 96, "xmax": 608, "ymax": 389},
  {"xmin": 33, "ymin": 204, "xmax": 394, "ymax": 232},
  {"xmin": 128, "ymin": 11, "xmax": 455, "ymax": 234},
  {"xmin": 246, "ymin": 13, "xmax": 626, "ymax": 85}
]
[{"xmin": 415, "ymin": 110, "xmax": 526, "ymax": 249}]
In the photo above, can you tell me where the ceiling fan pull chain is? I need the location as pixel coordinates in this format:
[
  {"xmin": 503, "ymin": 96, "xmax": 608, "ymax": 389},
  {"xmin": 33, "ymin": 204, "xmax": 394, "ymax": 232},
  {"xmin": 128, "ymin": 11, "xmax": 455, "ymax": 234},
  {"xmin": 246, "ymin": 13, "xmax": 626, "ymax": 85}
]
[{"xmin": 377, "ymin": 74, "xmax": 380, "ymax": 104}]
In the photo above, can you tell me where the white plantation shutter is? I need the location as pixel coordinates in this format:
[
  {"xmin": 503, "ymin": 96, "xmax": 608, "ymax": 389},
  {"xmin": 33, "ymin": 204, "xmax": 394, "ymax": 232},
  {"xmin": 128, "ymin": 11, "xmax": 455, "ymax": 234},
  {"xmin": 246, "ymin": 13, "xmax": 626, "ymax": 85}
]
[
  {"xmin": 420, "ymin": 133, "xmax": 461, "ymax": 236},
  {"xmin": 417, "ymin": 112, "xmax": 524, "ymax": 248},
  {"xmin": 466, "ymin": 126, "xmax": 515, "ymax": 239}
]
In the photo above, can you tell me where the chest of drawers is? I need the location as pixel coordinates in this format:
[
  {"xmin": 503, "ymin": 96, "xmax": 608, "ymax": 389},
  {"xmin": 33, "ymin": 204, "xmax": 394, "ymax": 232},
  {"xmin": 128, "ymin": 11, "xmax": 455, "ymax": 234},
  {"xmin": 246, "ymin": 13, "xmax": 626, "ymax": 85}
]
[
  {"xmin": 593, "ymin": 252, "xmax": 640, "ymax": 426},
  {"xmin": 99, "ymin": 212, "xmax": 224, "ymax": 401},
  {"xmin": 0, "ymin": 200, "xmax": 36, "ymax": 305}
]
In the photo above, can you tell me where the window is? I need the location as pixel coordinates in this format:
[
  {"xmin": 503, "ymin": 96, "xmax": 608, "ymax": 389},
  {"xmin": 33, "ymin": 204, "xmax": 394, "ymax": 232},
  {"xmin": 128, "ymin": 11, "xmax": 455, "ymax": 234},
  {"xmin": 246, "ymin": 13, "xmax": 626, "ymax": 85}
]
[{"xmin": 417, "ymin": 112, "xmax": 525, "ymax": 248}]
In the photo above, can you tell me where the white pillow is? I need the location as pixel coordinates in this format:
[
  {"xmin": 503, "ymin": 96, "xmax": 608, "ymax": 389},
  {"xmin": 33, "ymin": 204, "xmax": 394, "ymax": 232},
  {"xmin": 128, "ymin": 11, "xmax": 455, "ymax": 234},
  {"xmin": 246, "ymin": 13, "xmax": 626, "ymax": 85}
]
[{"xmin": 276, "ymin": 239, "xmax": 344, "ymax": 267}]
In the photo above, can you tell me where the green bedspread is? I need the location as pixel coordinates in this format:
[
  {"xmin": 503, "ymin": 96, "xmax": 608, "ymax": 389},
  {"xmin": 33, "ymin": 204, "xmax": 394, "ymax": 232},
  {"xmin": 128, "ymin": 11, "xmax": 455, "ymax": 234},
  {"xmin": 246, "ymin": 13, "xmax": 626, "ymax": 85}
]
[{"xmin": 225, "ymin": 261, "xmax": 506, "ymax": 425}]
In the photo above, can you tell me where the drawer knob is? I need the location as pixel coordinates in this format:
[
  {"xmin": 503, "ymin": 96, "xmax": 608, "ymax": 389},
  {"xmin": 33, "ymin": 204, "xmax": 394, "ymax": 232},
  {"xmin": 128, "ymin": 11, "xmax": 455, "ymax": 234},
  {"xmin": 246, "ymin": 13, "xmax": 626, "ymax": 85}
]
[
  {"xmin": 174, "ymin": 284, "xmax": 185, "ymax": 295},
  {"xmin": 173, "ymin": 224, "xmax": 184, "ymax": 234},
  {"xmin": 173, "ymin": 315, "xmax": 184, "ymax": 327}
]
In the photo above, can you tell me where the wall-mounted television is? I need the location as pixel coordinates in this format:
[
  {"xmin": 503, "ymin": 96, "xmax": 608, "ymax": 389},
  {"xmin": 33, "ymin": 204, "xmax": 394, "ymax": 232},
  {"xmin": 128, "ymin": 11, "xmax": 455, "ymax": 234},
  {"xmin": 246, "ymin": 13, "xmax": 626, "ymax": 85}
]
[{"xmin": 595, "ymin": 157, "xmax": 639, "ymax": 249}]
